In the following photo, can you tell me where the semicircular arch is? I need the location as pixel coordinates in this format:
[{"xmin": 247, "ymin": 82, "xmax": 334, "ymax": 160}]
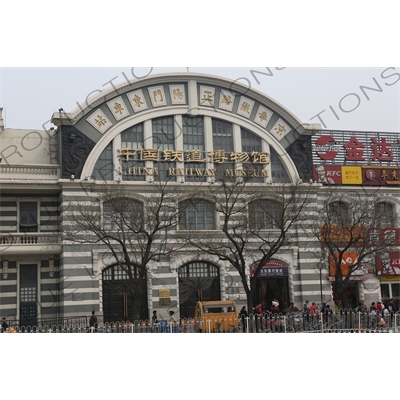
[{"xmin": 81, "ymin": 107, "xmax": 301, "ymax": 182}]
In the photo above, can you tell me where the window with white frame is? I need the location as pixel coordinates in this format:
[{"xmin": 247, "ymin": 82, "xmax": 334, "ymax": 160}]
[
  {"xmin": 103, "ymin": 198, "xmax": 144, "ymax": 231},
  {"xmin": 179, "ymin": 199, "xmax": 216, "ymax": 230},
  {"xmin": 249, "ymin": 199, "xmax": 282, "ymax": 230}
]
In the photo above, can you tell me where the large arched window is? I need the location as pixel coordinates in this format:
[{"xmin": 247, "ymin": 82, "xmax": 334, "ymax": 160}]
[
  {"xmin": 179, "ymin": 199, "xmax": 216, "ymax": 230},
  {"xmin": 249, "ymin": 199, "xmax": 282, "ymax": 229},
  {"xmin": 103, "ymin": 198, "xmax": 144, "ymax": 231},
  {"xmin": 178, "ymin": 262, "xmax": 219, "ymax": 278}
]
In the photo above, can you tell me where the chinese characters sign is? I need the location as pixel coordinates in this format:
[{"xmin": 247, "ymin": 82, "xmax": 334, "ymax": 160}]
[
  {"xmin": 312, "ymin": 132, "xmax": 400, "ymax": 166},
  {"xmin": 250, "ymin": 260, "xmax": 289, "ymax": 277},
  {"xmin": 117, "ymin": 147, "xmax": 270, "ymax": 165}
]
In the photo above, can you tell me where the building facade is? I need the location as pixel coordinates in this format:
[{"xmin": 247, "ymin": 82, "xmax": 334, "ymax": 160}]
[{"xmin": 0, "ymin": 72, "xmax": 399, "ymax": 325}]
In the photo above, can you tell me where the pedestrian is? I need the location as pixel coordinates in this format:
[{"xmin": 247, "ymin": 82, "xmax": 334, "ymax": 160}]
[
  {"xmin": 377, "ymin": 301, "xmax": 385, "ymax": 316},
  {"xmin": 89, "ymin": 310, "xmax": 97, "ymax": 333},
  {"xmin": 303, "ymin": 300, "xmax": 309, "ymax": 313},
  {"xmin": 169, "ymin": 310, "xmax": 178, "ymax": 332},
  {"xmin": 253, "ymin": 303, "xmax": 263, "ymax": 332},
  {"xmin": 271, "ymin": 298, "xmax": 280, "ymax": 313},
  {"xmin": 386, "ymin": 298, "xmax": 398, "ymax": 313},
  {"xmin": 239, "ymin": 306, "xmax": 248, "ymax": 332},
  {"xmin": 309, "ymin": 302, "xmax": 318, "ymax": 316},
  {"xmin": 1, "ymin": 317, "xmax": 8, "ymax": 333},
  {"xmin": 152, "ymin": 310, "xmax": 158, "ymax": 323},
  {"xmin": 152, "ymin": 310, "xmax": 158, "ymax": 332}
]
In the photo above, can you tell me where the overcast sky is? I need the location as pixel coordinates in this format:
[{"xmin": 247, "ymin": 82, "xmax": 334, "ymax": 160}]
[{"xmin": 1, "ymin": 67, "xmax": 399, "ymax": 133}]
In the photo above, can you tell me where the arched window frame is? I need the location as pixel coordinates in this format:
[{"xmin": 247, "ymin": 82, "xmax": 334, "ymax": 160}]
[{"xmin": 102, "ymin": 197, "xmax": 144, "ymax": 231}]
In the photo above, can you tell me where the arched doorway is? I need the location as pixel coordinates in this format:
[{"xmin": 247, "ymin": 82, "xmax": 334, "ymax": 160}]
[
  {"xmin": 252, "ymin": 260, "xmax": 290, "ymax": 312},
  {"xmin": 102, "ymin": 264, "xmax": 148, "ymax": 322},
  {"xmin": 178, "ymin": 261, "xmax": 221, "ymax": 318}
]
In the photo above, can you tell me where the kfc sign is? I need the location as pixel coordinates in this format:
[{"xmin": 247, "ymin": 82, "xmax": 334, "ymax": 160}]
[{"xmin": 376, "ymin": 252, "xmax": 400, "ymax": 276}]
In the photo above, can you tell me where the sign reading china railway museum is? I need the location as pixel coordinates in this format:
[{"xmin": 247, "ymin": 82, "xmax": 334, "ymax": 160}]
[{"xmin": 117, "ymin": 147, "xmax": 271, "ymax": 177}]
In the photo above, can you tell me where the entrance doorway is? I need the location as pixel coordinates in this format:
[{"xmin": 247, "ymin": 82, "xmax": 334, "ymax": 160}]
[
  {"xmin": 252, "ymin": 260, "xmax": 290, "ymax": 312},
  {"xmin": 178, "ymin": 261, "xmax": 221, "ymax": 318},
  {"xmin": 19, "ymin": 264, "xmax": 38, "ymax": 327},
  {"xmin": 254, "ymin": 277, "xmax": 289, "ymax": 312},
  {"xmin": 102, "ymin": 264, "xmax": 148, "ymax": 322}
]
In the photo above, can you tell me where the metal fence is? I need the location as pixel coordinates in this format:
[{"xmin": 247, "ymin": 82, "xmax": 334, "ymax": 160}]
[{"xmin": 2, "ymin": 310, "xmax": 400, "ymax": 333}]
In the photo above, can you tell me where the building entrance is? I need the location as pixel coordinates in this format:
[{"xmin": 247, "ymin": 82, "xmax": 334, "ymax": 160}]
[
  {"xmin": 102, "ymin": 265, "xmax": 148, "ymax": 322},
  {"xmin": 252, "ymin": 260, "xmax": 290, "ymax": 312},
  {"xmin": 178, "ymin": 261, "xmax": 221, "ymax": 318},
  {"xmin": 19, "ymin": 264, "xmax": 38, "ymax": 327}
]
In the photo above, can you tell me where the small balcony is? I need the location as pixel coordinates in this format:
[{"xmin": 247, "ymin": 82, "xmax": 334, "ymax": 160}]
[{"xmin": 0, "ymin": 232, "xmax": 61, "ymax": 255}]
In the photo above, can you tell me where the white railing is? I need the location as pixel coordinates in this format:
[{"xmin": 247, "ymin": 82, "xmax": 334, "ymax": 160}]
[
  {"xmin": 0, "ymin": 164, "xmax": 58, "ymax": 178},
  {"xmin": 0, "ymin": 233, "xmax": 61, "ymax": 246},
  {"xmin": 2, "ymin": 311, "xmax": 400, "ymax": 333}
]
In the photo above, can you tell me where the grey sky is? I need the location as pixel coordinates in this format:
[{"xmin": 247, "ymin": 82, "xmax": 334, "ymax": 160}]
[{"xmin": 1, "ymin": 67, "xmax": 399, "ymax": 133}]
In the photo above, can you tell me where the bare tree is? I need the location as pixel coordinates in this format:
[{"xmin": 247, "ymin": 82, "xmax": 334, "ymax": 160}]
[
  {"xmin": 314, "ymin": 187, "xmax": 398, "ymax": 308},
  {"xmin": 63, "ymin": 180, "xmax": 188, "ymax": 321},
  {"xmin": 180, "ymin": 179, "xmax": 314, "ymax": 314}
]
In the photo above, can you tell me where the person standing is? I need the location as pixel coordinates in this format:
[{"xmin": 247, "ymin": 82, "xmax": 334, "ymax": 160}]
[
  {"xmin": 271, "ymin": 298, "xmax": 280, "ymax": 313},
  {"xmin": 1, "ymin": 317, "xmax": 8, "ymax": 333},
  {"xmin": 151, "ymin": 310, "xmax": 158, "ymax": 332},
  {"xmin": 386, "ymin": 298, "xmax": 398, "ymax": 313},
  {"xmin": 239, "ymin": 306, "xmax": 248, "ymax": 332},
  {"xmin": 169, "ymin": 310, "xmax": 178, "ymax": 333},
  {"xmin": 89, "ymin": 311, "xmax": 97, "ymax": 333}
]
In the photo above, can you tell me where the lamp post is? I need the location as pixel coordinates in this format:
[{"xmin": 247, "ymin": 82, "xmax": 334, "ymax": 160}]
[{"xmin": 319, "ymin": 258, "xmax": 324, "ymax": 305}]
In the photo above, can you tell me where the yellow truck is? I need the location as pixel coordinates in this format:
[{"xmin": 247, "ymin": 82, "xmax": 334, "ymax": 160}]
[{"xmin": 195, "ymin": 300, "xmax": 240, "ymax": 332}]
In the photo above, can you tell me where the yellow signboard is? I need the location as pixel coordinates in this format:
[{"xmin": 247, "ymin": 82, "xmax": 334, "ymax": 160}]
[
  {"xmin": 341, "ymin": 166, "xmax": 362, "ymax": 184},
  {"xmin": 159, "ymin": 289, "xmax": 170, "ymax": 297}
]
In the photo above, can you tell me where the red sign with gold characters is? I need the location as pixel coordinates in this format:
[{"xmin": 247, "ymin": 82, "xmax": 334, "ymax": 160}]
[
  {"xmin": 312, "ymin": 132, "xmax": 400, "ymax": 186},
  {"xmin": 376, "ymin": 251, "xmax": 400, "ymax": 276}
]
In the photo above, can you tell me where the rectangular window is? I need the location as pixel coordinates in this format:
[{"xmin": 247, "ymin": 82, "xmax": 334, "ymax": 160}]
[
  {"xmin": 120, "ymin": 123, "xmax": 145, "ymax": 181},
  {"xmin": 213, "ymin": 119, "xmax": 234, "ymax": 180},
  {"xmin": 19, "ymin": 202, "xmax": 38, "ymax": 233},
  {"xmin": 241, "ymin": 128, "xmax": 264, "ymax": 183},
  {"xmin": 183, "ymin": 117, "xmax": 206, "ymax": 182},
  {"xmin": 380, "ymin": 282, "xmax": 400, "ymax": 306},
  {"xmin": 153, "ymin": 117, "xmax": 175, "ymax": 181}
]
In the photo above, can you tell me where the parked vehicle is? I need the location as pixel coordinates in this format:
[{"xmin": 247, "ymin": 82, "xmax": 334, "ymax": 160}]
[{"xmin": 195, "ymin": 300, "xmax": 239, "ymax": 332}]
